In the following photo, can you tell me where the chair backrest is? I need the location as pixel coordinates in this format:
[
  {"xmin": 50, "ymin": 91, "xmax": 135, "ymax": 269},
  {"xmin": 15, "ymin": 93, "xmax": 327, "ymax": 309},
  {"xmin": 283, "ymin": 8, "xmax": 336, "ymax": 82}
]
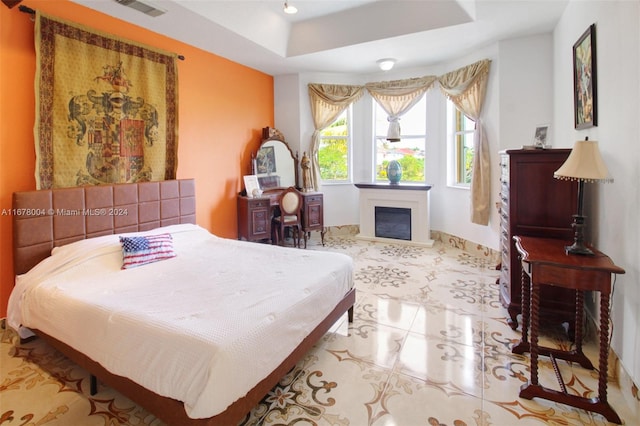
[{"xmin": 279, "ymin": 186, "xmax": 302, "ymax": 215}]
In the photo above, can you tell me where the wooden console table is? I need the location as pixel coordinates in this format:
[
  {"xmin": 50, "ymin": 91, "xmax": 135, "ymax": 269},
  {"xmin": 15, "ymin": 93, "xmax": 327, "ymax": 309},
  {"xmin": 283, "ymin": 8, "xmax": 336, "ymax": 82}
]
[{"xmin": 512, "ymin": 236, "xmax": 625, "ymax": 423}]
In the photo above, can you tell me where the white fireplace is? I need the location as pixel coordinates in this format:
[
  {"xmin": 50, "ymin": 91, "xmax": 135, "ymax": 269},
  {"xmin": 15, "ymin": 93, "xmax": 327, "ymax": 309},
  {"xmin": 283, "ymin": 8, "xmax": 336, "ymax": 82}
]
[{"xmin": 354, "ymin": 182, "xmax": 434, "ymax": 247}]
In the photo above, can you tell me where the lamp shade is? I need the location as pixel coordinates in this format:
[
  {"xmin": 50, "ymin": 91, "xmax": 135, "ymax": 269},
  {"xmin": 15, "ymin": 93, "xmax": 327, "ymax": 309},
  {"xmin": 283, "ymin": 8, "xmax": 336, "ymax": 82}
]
[{"xmin": 554, "ymin": 139, "xmax": 612, "ymax": 183}]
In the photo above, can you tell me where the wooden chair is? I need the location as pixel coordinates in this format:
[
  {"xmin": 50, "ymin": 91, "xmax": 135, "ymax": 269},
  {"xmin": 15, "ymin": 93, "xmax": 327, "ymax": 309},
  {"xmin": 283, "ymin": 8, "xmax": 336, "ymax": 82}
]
[{"xmin": 272, "ymin": 186, "xmax": 302, "ymax": 247}]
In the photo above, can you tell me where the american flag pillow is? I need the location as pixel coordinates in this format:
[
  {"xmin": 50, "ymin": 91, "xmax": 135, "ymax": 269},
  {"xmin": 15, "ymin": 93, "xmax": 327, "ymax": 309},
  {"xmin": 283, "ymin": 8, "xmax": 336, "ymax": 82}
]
[{"xmin": 119, "ymin": 233, "xmax": 176, "ymax": 269}]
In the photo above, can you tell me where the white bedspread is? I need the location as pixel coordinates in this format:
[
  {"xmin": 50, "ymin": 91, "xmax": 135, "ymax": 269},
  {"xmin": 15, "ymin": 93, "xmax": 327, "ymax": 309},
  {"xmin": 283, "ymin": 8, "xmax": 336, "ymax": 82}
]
[{"xmin": 7, "ymin": 224, "xmax": 353, "ymax": 419}]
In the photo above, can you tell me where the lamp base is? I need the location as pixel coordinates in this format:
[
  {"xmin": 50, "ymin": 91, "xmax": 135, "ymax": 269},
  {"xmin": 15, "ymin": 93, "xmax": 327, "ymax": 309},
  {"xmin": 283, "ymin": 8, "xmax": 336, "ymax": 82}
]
[
  {"xmin": 566, "ymin": 214, "xmax": 594, "ymax": 256},
  {"xmin": 565, "ymin": 242, "xmax": 594, "ymax": 256}
]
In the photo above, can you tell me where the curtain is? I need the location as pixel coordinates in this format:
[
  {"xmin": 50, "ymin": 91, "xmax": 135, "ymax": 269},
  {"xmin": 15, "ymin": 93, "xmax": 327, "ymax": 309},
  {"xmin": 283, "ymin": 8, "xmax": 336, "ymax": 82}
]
[
  {"xmin": 365, "ymin": 76, "xmax": 436, "ymax": 141},
  {"xmin": 308, "ymin": 83, "xmax": 364, "ymax": 190},
  {"xmin": 438, "ymin": 59, "xmax": 492, "ymax": 225}
]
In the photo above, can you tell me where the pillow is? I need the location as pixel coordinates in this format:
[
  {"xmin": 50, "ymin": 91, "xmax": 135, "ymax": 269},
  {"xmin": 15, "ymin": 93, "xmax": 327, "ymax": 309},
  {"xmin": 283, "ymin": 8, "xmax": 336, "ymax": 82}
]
[{"xmin": 119, "ymin": 233, "xmax": 176, "ymax": 269}]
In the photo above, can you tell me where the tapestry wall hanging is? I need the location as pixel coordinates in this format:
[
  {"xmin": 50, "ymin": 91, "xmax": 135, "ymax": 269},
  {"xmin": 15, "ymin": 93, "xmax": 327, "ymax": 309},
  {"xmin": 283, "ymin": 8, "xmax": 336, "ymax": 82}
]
[{"xmin": 35, "ymin": 12, "xmax": 179, "ymax": 189}]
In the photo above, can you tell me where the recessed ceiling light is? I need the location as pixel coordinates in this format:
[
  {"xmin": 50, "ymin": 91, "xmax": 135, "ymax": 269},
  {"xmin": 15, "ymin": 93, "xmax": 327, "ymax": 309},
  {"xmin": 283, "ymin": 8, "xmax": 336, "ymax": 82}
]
[
  {"xmin": 376, "ymin": 58, "xmax": 396, "ymax": 71},
  {"xmin": 284, "ymin": 2, "xmax": 297, "ymax": 14}
]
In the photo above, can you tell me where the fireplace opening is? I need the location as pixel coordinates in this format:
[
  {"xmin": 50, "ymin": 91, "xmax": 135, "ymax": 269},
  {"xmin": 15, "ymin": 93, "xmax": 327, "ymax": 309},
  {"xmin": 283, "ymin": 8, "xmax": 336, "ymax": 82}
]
[{"xmin": 375, "ymin": 206, "xmax": 411, "ymax": 241}]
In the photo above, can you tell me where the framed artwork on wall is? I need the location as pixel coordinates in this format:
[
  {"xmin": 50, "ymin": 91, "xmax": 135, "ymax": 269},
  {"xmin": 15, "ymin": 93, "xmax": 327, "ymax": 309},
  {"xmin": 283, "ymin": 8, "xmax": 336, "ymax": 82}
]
[{"xmin": 573, "ymin": 24, "xmax": 597, "ymax": 129}]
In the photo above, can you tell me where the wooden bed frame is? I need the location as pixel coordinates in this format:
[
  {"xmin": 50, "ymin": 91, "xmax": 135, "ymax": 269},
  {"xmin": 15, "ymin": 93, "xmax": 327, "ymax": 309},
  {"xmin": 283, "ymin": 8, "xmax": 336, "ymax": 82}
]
[{"xmin": 12, "ymin": 179, "xmax": 356, "ymax": 425}]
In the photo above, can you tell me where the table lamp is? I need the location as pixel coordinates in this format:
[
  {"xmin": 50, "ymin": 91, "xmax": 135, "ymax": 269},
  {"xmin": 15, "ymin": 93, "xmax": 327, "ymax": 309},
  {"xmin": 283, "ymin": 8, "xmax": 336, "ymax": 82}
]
[{"xmin": 554, "ymin": 137, "xmax": 612, "ymax": 255}]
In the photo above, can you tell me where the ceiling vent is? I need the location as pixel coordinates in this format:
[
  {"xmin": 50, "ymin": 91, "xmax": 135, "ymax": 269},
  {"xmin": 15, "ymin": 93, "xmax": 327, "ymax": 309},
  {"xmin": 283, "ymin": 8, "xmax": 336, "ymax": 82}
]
[{"xmin": 114, "ymin": 0, "xmax": 166, "ymax": 17}]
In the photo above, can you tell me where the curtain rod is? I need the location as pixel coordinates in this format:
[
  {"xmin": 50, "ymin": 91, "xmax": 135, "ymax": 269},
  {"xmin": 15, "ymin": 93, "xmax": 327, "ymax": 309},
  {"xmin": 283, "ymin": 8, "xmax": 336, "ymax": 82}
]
[{"xmin": 18, "ymin": 5, "xmax": 185, "ymax": 61}]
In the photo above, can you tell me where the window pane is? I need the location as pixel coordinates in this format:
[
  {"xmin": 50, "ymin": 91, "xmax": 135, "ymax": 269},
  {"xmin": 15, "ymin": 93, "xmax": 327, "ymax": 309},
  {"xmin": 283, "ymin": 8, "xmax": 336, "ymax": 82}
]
[
  {"xmin": 319, "ymin": 137, "xmax": 348, "ymax": 180},
  {"xmin": 374, "ymin": 99, "xmax": 426, "ymax": 136},
  {"xmin": 375, "ymin": 136, "xmax": 425, "ymax": 182},
  {"xmin": 463, "ymin": 114, "xmax": 474, "ymax": 131},
  {"xmin": 450, "ymin": 101, "xmax": 475, "ymax": 186},
  {"xmin": 319, "ymin": 109, "xmax": 349, "ymax": 181},
  {"xmin": 398, "ymin": 98, "xmax": 426, "ymax": 135},
  {"xmin": 374, "ymin": 97, "xmax": 426, "ymax": 183},
  {"xmin": 457, "ymin": 131, "xmax": 474, "ymax": 184}
]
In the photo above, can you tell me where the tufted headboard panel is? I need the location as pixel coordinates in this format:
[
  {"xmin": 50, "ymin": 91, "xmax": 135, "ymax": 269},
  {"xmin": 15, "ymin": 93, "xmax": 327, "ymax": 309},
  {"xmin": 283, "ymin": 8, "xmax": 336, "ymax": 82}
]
[{"xmin": 12, "ymin": 179, "xmax": 196, "ymax": 275}]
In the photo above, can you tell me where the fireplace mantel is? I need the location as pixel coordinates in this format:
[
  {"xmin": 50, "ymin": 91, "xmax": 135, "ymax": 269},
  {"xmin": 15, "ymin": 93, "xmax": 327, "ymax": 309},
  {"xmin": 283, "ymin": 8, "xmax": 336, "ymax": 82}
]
[
  {"xmin": 354, "ymin": 182, "xmax": 432, "ymax": 191},
  {"xmin": 354, "ymin": 182, "xmax": 434, "ymax": 247}
]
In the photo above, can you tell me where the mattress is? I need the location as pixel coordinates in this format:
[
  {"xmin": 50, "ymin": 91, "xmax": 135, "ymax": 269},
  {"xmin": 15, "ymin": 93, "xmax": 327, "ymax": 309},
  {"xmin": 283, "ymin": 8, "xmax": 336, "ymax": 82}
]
[{"xmin": 7, "ymin": 224, "xmax": 353, "ymax": 419}]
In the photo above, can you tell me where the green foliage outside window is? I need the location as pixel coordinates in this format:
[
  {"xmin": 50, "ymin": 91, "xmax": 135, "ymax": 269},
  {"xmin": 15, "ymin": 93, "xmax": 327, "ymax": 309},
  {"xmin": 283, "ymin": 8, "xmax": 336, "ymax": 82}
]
[
  {"xmin": 455, "ymin": 109, "xmax": 475, "ymax": 185},
  {"xmin": 319, "ymin": 115, "xmax": 349, "ymax": 181},
  {"xmin": 463, "ymin": 145, "xmax": 473, "ymax": 184}
]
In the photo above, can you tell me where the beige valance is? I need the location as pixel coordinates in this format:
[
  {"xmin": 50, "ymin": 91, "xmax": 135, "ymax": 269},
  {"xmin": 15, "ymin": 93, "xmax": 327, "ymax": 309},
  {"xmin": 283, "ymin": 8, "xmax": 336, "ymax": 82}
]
[{"xmin": 365, "ymin": 76, "xmax": 436, "ymax": 141}]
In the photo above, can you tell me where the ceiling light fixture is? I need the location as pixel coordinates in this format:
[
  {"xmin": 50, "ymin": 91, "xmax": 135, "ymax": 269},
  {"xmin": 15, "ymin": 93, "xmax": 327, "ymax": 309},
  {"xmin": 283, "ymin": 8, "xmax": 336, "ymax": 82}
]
[
  {"xmin": 377, "ymin": 58, "xmax": 396, "ymax": 71},
  {"xmin": 283, "ymin": 2, "xmax": 297, "ymax": 14}
]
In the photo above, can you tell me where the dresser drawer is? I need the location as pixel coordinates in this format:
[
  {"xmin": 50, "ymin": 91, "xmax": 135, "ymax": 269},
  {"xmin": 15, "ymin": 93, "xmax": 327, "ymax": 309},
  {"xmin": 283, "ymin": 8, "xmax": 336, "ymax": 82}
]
[
  {"xmin": 248, "ymin": 198, "xmax": 270, "ymax": 209},
  {"xmin": 304, "ymin": 194, "xmax": 323, "ymax": 204}
]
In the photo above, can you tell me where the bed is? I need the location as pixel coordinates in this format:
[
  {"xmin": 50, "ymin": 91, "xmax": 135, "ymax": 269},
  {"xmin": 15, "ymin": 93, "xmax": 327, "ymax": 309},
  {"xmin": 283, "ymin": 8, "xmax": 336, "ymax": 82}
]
[{"xmin": 7, "ymin": 179, "xmax": 355, "ymax": 425}]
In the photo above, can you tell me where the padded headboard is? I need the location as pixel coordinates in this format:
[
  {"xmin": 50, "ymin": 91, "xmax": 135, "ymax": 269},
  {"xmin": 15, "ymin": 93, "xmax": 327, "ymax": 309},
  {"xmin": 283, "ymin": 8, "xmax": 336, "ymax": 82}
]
[{"xmin": 12, "ymin": 179, "xmax": 196, "ymax": 275}]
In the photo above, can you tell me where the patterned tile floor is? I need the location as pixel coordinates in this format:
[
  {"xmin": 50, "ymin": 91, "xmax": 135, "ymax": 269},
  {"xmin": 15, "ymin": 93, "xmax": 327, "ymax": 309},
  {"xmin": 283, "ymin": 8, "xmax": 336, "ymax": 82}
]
[{"xmin": 1, "ymin": 234, "xmax": 638, "ymax": 425}]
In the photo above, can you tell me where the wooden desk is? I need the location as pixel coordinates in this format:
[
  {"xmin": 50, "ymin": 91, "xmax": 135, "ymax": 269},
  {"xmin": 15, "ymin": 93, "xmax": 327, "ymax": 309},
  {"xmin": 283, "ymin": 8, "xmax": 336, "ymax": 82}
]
[
  {"xmin": 512, "ymin": 236, "xmax": 625, "ymax": 423},
  {"xmin": 237, "ymin": 191, "xmax": 324, "ymax": 246}
]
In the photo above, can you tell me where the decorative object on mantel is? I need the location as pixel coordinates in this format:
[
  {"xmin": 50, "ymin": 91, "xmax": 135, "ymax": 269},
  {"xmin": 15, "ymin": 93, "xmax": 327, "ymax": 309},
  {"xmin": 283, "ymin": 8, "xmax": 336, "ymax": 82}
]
[
  {"xmin": 34, "ymin": 12, "xmax": 179, "ymax": 189},
  {"xmin": 386, "ymin": 160, "xmax": 402, "ymax": 184},
  {"xmin": 573, "ymin": 23, "xmax": 597, "ymax": 129},
  {"xmin": 554, "ymin": 137, "xmax": 612, "ymax": 255}
]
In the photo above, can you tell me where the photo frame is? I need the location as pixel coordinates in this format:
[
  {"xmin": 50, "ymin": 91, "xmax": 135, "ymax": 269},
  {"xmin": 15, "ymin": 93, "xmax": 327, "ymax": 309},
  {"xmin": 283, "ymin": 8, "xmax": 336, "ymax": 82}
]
[
  {"xmin": 573, "ymin": 24, "xmax": 597, "ymax": 129},
  {"xmin": 533, "ymin": 124, "xmax": 550, "ymax": 148},
  {"xmin": 243, "ymin": 175, "xmax": 261, "ymax": 198}
]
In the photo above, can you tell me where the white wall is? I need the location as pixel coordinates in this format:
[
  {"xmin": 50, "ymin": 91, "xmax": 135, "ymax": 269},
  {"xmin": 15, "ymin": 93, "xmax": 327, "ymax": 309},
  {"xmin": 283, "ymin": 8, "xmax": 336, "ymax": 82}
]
[
  {"xmin": 552, "ymin": 0, "xmax": 640, "ymax": 392},
  {"xmin": 498, "ymin": 34, "xmax": 554, "ymax": 149}
]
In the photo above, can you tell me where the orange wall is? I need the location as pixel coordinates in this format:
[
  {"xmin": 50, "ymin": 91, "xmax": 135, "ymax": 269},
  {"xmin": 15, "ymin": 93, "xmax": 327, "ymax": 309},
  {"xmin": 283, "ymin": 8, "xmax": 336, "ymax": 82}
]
[{"xmin": 0, "ymin": 1, "xmax": 274, "ymax": 317}]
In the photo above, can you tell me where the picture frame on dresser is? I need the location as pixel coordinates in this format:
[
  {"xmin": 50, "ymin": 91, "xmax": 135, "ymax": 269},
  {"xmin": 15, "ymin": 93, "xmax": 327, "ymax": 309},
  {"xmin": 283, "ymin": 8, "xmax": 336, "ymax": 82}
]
[
  {"xmin": 573, "ymin": 23, "xmax": 597, "ymax": 129},
  {"xmin": 532, "ymin": 124, "xmax": 550, "ymax": 148},
  {"xmin": 243, "ymin": 175, "xmax": 261, "ymax": 198}
]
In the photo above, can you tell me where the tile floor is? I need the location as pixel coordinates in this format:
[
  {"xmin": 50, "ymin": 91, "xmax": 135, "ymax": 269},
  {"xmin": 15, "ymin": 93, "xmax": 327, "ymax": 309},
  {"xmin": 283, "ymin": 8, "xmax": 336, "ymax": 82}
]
[{"xmin": 1, "ymin": 233, "xmax": 638, "ymax": 425}]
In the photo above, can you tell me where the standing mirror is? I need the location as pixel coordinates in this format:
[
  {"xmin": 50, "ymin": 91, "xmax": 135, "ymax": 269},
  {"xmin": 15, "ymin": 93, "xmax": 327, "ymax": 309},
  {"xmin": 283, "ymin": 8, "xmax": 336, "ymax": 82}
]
[{"xmin": 253, "ymin": 127, "xmax": 298, "ymax": 190}]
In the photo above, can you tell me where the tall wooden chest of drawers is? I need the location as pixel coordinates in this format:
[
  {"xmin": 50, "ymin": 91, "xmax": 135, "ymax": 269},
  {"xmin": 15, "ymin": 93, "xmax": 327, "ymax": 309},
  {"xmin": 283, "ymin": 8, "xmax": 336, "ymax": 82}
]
[{"xmin": 499, "ymin": 149, "xmax": 579, "ymax": 331}]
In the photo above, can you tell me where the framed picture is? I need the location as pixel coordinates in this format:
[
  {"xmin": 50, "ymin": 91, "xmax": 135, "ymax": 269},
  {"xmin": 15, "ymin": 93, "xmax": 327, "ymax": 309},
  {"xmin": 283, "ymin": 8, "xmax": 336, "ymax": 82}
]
[
  {"xmin": 243, "ymin": 175, "xmax": 261, "ymax": 198},
  {"xmin": 533, "ymin": 124, "xmax": 550, "ymax": 148},
  {"xmin": 573, "ymin": 24, "xmax": 597, "ymax": 129}
]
